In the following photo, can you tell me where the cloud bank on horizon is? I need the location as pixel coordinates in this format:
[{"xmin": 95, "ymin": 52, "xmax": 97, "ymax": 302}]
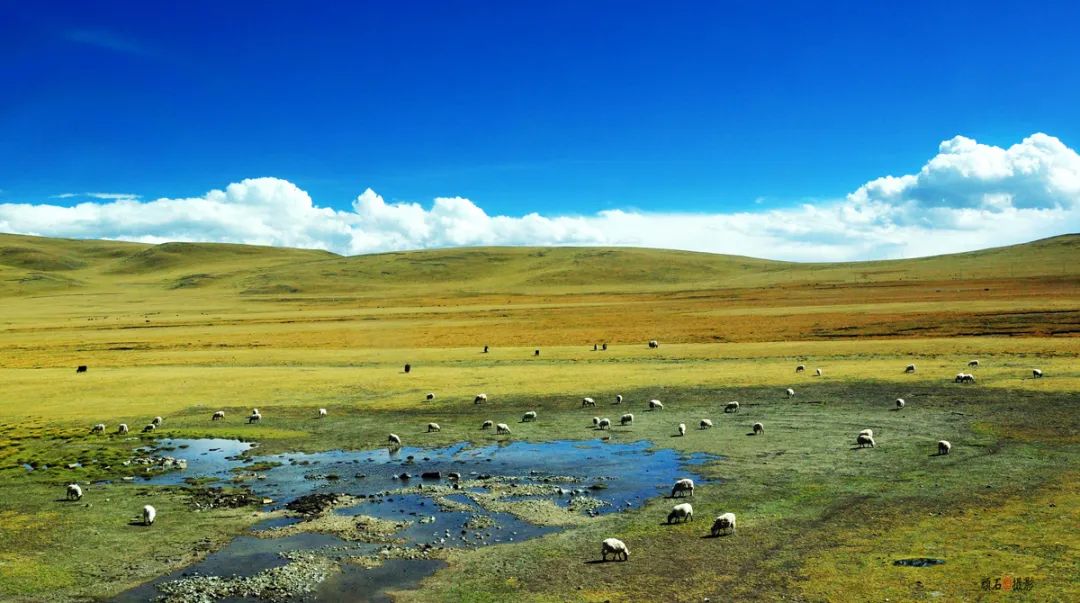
[{"xmin": 2, "ymin": 133, "xmax": 1078, "ymax": 262}]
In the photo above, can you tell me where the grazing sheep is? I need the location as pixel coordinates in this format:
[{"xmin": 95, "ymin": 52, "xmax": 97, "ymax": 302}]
[
  {"xmin": 938, "ymin": 440, "xmax": 952, "ymax": 455},
  {"xmin": 404, "ymin": 363, "xmax": 411, "ymax": 373},
  {"xmin": 598, "ymin": 418, "xmax": 611, "ymax": 430},
  {"xmin": 481, "ymin": 420, "xmax": 493, "ymax": 430},
  {"xmin": 677, "ymin": 423, "xmax": 686, "ymax": 436},
  {"xmin": 426, "ymin": 392, "xmax": 435, "ymax": 401},
  {"xmin": 601, "ymin": 538, "xmax": 630, "ymax": 561},
  {"xmin": 711, "ymin": 512, "xmax": 736, "ymax": 536},
  {"xmin": 602, "ymin": 343, "xmax": 608, "ymax": 351},
  {"xmin": 483, "ymin": 345, "xmax": 489, "ymax": 353},
  {"xmin": 1033, "ymin": 368, "xmax": 1043, "ymax": 378},
  {"xmin": 142, "ymin": 424, "xmax": 156, "ymax": 433},
  {"xmin": 582, "ymin": 397, "xmax": 596, "ymax": 407},
  {"xmin": 496, "ymin": 423, "xmax": 512, "ymax": 435},
  {"xmin": 905, "ymin": 364, "xmax": 916, "ymax": 373},
  {"xmin": 620, "ymin": 413, "xmax": 634, "ymax": 426},
  {"xmin": 896, "ymin": 398, "xmax": 905, "ymax": 409},
  {"xmin": 858, "ymin": 429, "xmax": 873, "ymax": 438},
  {"xmin": 594, "ymin": 343, "xmax": 598, "ymax": 351},
  {"xmin": 91, "ymin": 423, "xmax": 105, "ymax": 434},
  {"xmin": 522, "ymin": 411, "xmax": 537, "ymax": 422},
  {"xmin": 667, "ymin": 503, "xmax": 694, "ymax": 524},
  {"xmin": 76, "ymin": 365, "xmax": 88, "ymax": 373},
  {"xmin": 615, "ymin": 394, "xmax": 623, "ymax": 404},
  {"xmin": 796, "ymin": 364, "xmax": 806, "ymax": 373},
  {"xmin": 247, "ymin": 411, "xmax": 261, "ymax": 424},
  {"xmin": 117, "ymin": 423, "xmax": 129, "ymax": 434},
  {"xmin": 648, "ymin": 340, "xmax": 659, "ymax": 348},
  {"xmin": 67, "ymin": 484, "xmax": 83, "ymax": 501},
  {"xmin": 753, "ymin": 422, "xmax": 764, "ymax": 435},
  {"xmin": 649, "ymin": 399, "xmax": 664, "ymax": 411},
  {"xmin": 388, "ymin": 433, "xmax": 402, "ymax": 446},
  {"xmin": 427, "ymin": 423, "xmax": 441, "ymax": 433},
  {"xmin": 671, "ymin": 478, "xmax": 695, "ymax": 498},
  {"xmin": 318, "ymin": 408, "xmax": 328, "ymax": 417},
  {"xmin": 212, "ymin": 411, "xmax": 225, "ymax": 421},
  {"xmin": 724, "ymin": 401, "xmax": 740, "ymax": 413},
  {"xmin": 593, "ymin": 416, "xmax": 601, "ymax": 426},
  {"xmin": 151, "ymin": 416, "xmax": 163, "ymax": 426},
  {"xmin": 699, "ymin": 419, "xmax": 713, "ymax": 429},
  {"xmin": 143, "ymin": 505, "xmax": 156, "ymax": 526},
  {"xmin": 955, "ymin": 373, "xmax": 975, "ymax": 383},
  {"xmin": 814, "ymin": 368, "xmax": 823, "ymax": 376},
  {"xmin": 786, "ymin": 388, "xmax": 796, "ymax": 398},
  {"xmin": 474, "ymin": 393, "xmax": 488, "ymax": 404},
  {"xmin": 968, "ymin": 360, "xmax": 980, "ymax": 367},
  {"xmin": 534, "ymin": 349, "xmax": 540, "ymax": 356},
  {"xmin": 856, "ymin": 434, "xmax": 875, "ymax": 448}
]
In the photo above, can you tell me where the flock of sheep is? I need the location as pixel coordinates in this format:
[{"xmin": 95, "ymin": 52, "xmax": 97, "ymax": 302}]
[{"xmin": 73, "ymin": 343, "xmax": 1045, "ymax": 555}]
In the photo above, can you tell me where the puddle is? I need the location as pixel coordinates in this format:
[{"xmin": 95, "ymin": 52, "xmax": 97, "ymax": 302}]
[
  {"xmin": 893, "ymin": 557, "xmax": 946, "ymax": 567},
  {"xmin": 115, "ymin": 438, "xmax": 713, "ymax": 602}
]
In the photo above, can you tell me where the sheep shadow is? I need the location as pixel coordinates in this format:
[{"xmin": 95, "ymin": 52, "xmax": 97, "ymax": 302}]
[
  {"xmin": 54, "ymin": 498, "xmax": 79, "ymax": 503},
  {"xmin": 584, "ymin": 559, "xmax": 624, "ymax": 565},
  {"xmin": 127, "ymin": 520, "xmax": 150, "ymax": 527},
  {"xmin": 850, "ymin": 446, "xmax": 874, "ymax": 451}
]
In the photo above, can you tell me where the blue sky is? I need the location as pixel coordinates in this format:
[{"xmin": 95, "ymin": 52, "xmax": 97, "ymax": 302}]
[{"xmin": 1, "ymin": 1, "xmax": 1079, "ymax": 260}]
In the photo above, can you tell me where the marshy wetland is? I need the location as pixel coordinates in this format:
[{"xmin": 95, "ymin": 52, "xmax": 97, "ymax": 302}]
[{"xmin": 0, "ymin": 234, "xmax": 1078, "ymax": 602}]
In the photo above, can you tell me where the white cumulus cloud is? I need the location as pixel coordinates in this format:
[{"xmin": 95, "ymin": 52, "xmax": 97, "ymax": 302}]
[{"xmin": 1, "ymin": 133, "xmax": 1078, "ymax": 261}]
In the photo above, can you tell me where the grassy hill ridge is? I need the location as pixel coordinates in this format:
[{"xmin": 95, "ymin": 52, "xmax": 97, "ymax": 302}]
[{"xmin": 1, "ymin": 232, "xmax": 1077, "ymax": 297}]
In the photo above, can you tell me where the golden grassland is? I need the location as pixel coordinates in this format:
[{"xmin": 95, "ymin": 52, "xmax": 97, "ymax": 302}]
[{"xmin": 0, "ymin": 233, "xmax": 1078, "ymax": 601}]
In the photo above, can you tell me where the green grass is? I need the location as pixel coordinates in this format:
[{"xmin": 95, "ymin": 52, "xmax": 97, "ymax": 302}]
[{"xmin": 0, "ymin": 233, "xmax": 1077, "ymax": 601}]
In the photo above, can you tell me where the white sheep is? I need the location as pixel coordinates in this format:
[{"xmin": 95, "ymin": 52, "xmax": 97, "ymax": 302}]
[
  {"xmin": 796, "ymin": 364, "xmax": 806, "ymax": 373},
  {"xmin": 648, "ymin": 339, "xmax": 659, "ymax": 348},
  {"xmin": 481, "ymin": 420, "xmax": 493, "ymax": 430},
  {"xmin": 620, "ymin": 413, "xmax": 634, "ymax": 426},
  {"xmin": 597, "ymin": 418, "xmax": 611, "ymax": 430},
  {"xmin": 151, "ymin": 416, "xmax": 163, "ymax": 426},
  {"xmin": 699, "ymin": 419, "xmax": 713, "ymax": 429},
  {"xmin": 858, "ymin": 429, "xmax": 873, "ymax": 438},
  {"xmin": 601, "ymin": 538, "xmax": 630, "ymax": 561},
  {"xmin": 592, "ymin": 416, "xmax": 601, "ymax": 426},
  {"xmin": 786, "ymin": 388, "xmax": 796, "ymax": 398},
  {"xmin": 814, "ymin": 368, "xmax": 823, "ymax": 376},
  {"xmin": 856, "ymin": 434, "xmax": 875, "ymax": 448},
  {"xmin": 753, "ymin": 422, "xmax": 764, "ymax": 435},
  {"xmin": 496, "ymin": 423, "xmax": 512, "ymax": 435},
  {"xmin": 522, "ymin": 411, "xmax": 537, "ymax": 422},
  {"xmin": 67, "ymin": 484, "xmax": 83, "ymax": 501},
  {"xmin": 938, "ymin": 440, "xmax": 952, "ymax": 455},
  {"xmin": 677, "ymin": 423, "xmax": 686, "ymax": 436},
  {"xmin": 667, "ymin": 502, "xmax": 693, "ymax": 524},
  {"xmin": 388, "ymin": 433, "xmax": 402, "ymax": 446},
  {"xmin": 427, "ymin": 423, "xmax": 441, "ymax": 433},
  {"xmin": 968, "ymin": 360, "xmax": 980, "ymax": 367},
  {"xmin": 91, "ymin": 423, "xmax": 105, "ymax": 434},
  {"xmin": 212, "ymin": 411, "xmax": 225, "ymax": 421},
  {"xmin": 905, "ymin": 364, "xmax": 916, "ymax": 373},
  {"xmin": 582, "ymin": 397, "xmax": 596, "ymax": 407},
  {"xmin": 1033, "ymin": 368, "xmax": 1043, "ymax": 378},
  {"xmin": 426, "ymin": 392, "xmax": 435, "ymax": 400},
  {"xmin": 649, "ymin": 399, "xmax": 664, "ymax": 411},
  {"xmin": 117, "ymin": 424, "xmax": 129, "ymax": 434},
  {"xmin": 955, "ymin": 373, "xmax": 975, "ymax": 383},
  {"xmin": 711, "ymin": 512, "xmax": 736, "ymax": 536},
  {"xmin": 318, "ymin": 408, "xmax": 327, "ymax": 417},
  {"xmin": 896, "ymin": 398, "xmax": 905, "ymax": 409},
  {"xmin": 671, "ymin": 478, "xmax": 694, "ymax": 498},
  {"xmin": 724, "ymin": 401, "xmax": 740, "ymax": 413},
  {"xmin": 615, "ymin": 394, "xmax": 623, "ymax": 404},
  {"xmin": 247, "ymin": 411, "xmax": 261, "ymax": 424},
  {"xmin": 142, "ymin": 424, "xmax": 156, "ymax": 433},
  {"xmin": 474, "ymin": 393, "xmax": 488, "ymax": 404},
  {"xmin": 143, "ymin": 505, "xmax": 156, "ymax": 526}
]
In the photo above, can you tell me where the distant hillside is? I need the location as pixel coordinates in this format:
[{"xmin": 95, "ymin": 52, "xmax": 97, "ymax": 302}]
[{"xmin": 0, "ymin": 232, "xmax": 1077, "ymax": 297}]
